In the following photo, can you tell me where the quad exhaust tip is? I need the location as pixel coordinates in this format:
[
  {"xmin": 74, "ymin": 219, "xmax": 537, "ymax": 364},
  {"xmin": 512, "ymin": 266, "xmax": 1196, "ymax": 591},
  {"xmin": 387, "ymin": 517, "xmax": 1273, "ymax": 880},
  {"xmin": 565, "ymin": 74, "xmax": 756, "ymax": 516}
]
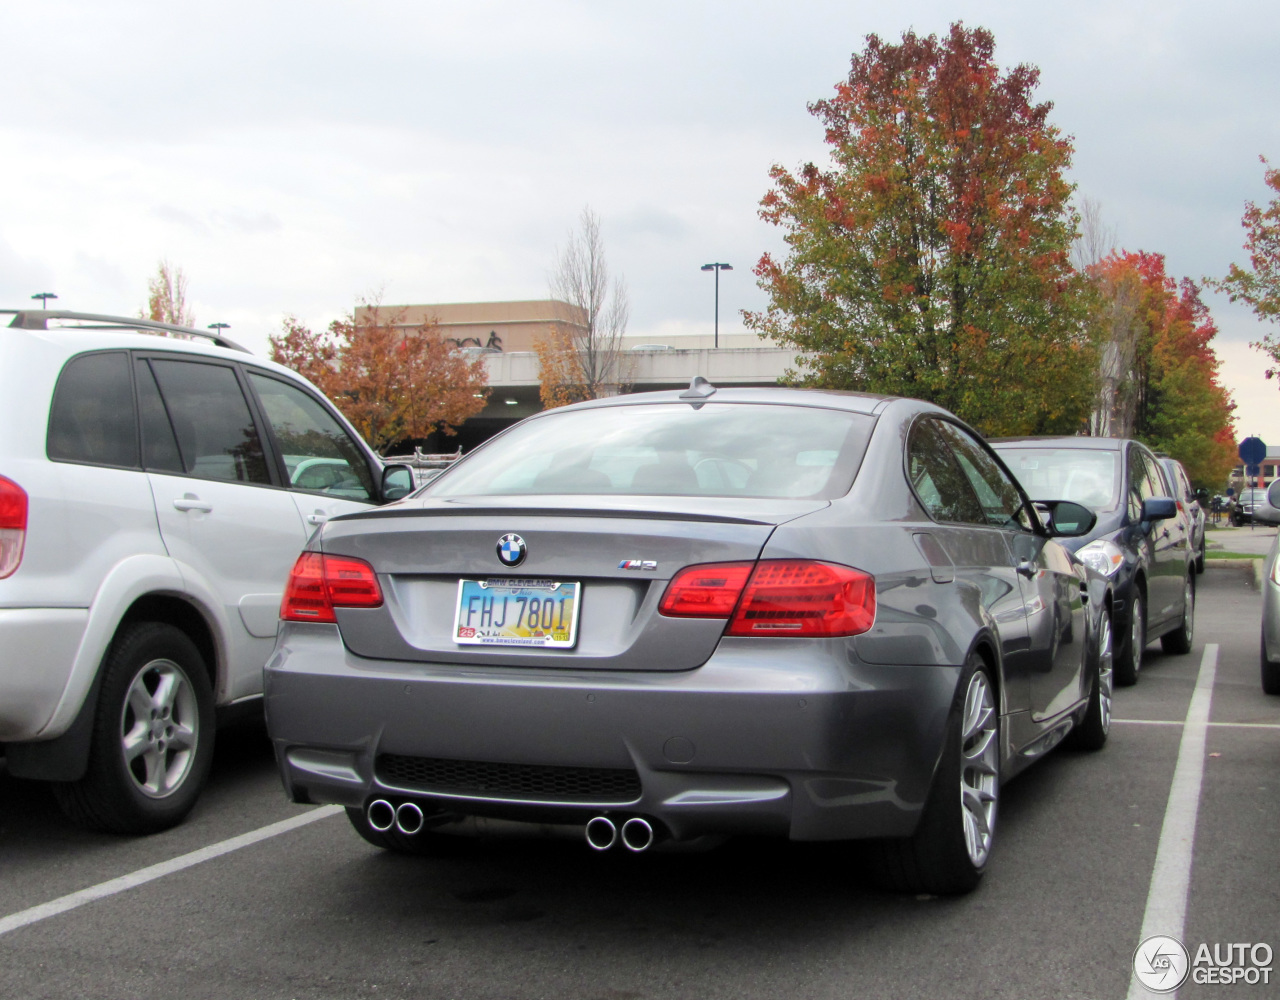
[
  {"xmin": 395, "ymin": 801, "xmax": 425, "ymax": 836},
  {"xmin": 585, "ymin": 816, "xmax": 618, "ymax": 851},
  {"xmin": 367, "ymin": 799, "xmax": 395, "ymax": 832},
  {"xmin": 621, "ymin": 817, "xmax": 654, "ymax": 853}
]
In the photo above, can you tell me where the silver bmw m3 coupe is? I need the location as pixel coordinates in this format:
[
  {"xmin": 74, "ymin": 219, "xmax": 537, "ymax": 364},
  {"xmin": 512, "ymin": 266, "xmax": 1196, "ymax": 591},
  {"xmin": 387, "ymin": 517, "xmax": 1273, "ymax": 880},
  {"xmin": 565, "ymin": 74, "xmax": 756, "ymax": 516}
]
[{"xmin": 265, "ymin": 382, "xmax": 1112, "ymax": 894}]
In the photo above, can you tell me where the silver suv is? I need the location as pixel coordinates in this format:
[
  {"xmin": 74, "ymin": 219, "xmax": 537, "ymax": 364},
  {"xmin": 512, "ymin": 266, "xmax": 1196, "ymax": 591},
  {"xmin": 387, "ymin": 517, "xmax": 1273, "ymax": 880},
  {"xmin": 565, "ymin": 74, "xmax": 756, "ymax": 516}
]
[{"xmin": 0, "ymin": 310, "xmax": 412, "ymax": 833}]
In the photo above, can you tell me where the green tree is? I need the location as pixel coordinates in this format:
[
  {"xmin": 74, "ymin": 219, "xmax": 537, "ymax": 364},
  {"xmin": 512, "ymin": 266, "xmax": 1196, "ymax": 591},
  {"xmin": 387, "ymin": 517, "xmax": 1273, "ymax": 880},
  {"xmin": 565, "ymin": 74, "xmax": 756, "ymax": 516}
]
[
  {"xmin": 1207, "ymin": 158, "xmax": 1280, "ymax": 380},
  {"xmin": 745, "ymin": 23, "xmax": 1094, "ymax": 436}
]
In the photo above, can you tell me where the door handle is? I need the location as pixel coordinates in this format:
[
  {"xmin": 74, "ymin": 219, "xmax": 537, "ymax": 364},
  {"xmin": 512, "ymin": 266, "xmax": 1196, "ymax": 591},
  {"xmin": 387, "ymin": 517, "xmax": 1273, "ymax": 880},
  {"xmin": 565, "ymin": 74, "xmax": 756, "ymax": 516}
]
[
  {"xmin": 173, "ymin": 496, "xmax": 212, "ymax": 513},
  {"xmin": 305, "ymin": 513, "xmax": 328, "ymax": 526},
  {"xmin": 1015, "ymin": 558, "xmax": 1036, "ymax": 578}
]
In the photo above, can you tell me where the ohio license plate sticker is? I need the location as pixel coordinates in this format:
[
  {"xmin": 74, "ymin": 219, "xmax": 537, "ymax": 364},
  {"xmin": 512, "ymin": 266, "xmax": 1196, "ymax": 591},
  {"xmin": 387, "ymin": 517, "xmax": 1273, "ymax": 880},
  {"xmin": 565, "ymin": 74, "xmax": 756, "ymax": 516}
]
[{"xmin": 453, "ymin": 578, "xmax": 581, "ymax": 647}]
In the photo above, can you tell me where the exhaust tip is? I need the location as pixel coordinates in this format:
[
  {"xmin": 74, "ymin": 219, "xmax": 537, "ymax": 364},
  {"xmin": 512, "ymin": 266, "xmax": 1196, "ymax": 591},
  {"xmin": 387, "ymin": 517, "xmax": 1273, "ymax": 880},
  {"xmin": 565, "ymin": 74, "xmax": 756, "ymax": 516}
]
[
  {"xmin": 395, "ymin": 801, "xmax": 425, "ymax": 835},
  {"xmin": 584, "ymin": 816, "xmax": 618, "ymax": 851},
  {"xmin": 367, "ymin": 799, "xmax": 395, "ymax": 832},
  {"xmin": 621, "ymin": 817, "xmax": 655, "ymax": 853}
]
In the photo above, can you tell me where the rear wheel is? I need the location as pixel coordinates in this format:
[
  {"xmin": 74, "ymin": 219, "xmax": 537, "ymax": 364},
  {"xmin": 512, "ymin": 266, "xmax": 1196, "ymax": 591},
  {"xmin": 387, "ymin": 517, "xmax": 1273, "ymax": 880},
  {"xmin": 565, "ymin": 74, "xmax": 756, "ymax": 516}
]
[
  {"xmin": 1115, "ymin": 591, "xmax": 1145, "ymax": 687},
  {"xmin": 1068, "ymin": 610, "xmax": 1112, "ymax": 751},
  {"xmin": 870, "ymin": 654, "xmax": 999, "ymax": 895},
  {"xmin": 1161, "ymin": 575, "xmax": 1195, "ymax": 655},
  {"xmin": 52, "ymin": 622, "xmax": 214, "ymax": 834}
]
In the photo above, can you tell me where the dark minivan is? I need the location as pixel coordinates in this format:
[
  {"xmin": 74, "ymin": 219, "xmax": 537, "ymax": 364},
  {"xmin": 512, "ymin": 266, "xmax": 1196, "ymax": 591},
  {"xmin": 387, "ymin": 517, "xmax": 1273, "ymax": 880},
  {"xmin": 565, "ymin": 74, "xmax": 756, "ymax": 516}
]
[{"xmin": 992, "ymin": 437, "xmax": 1196, "ymax": 685}]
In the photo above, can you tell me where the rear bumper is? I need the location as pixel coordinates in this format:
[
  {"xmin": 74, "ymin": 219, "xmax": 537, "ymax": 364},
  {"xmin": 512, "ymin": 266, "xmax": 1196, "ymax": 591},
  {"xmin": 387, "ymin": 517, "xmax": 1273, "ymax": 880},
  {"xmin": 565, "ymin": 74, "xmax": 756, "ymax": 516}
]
[
  {"xmin": 0, "ymin": 608, "xmax": 87, "ymax": 741},
  {"xmin": 265, "ymin": 623, "xmax": 961, "ymax": 842}
]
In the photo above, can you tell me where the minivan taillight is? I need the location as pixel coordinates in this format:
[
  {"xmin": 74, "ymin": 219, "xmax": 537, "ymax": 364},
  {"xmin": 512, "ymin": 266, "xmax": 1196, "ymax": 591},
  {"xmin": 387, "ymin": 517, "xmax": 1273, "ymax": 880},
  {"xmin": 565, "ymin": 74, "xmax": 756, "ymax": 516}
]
[
  {"xmin": 659, "ymin": 559, "xmax": 876, "ymax": 637},
  {"xmin": 0, "ymin": 476, "xmax": 28, "ymax": 580},
  {"xmin": 280, "ymin": 552, "xmax": 383, "ymax": 623}
]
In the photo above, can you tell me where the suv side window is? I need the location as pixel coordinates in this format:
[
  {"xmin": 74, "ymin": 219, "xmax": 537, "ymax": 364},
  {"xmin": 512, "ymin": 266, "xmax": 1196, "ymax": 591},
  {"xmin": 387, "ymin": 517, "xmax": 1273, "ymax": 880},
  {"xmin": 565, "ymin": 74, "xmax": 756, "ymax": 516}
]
[
  {"xmin": 47, "ymin": 352, "xmax": 138, "ymax": 468},
  {"xmin": 907, "ymin": 418, "xmax": 985, "ymax": 524},
  {"xmin": 149, "ymin": 359, "xmax": 271, "ymax": 485},
  {"xmin": 135, "ymin": 360, "xmax": 184, "ymax": 474},
  {"xmin": 247, "ymin": 373, "xmax": 375, "ymax": 502},
  {"xmin": 935, "ymin": 421, "xmax": 1034, "ymax": 531}
]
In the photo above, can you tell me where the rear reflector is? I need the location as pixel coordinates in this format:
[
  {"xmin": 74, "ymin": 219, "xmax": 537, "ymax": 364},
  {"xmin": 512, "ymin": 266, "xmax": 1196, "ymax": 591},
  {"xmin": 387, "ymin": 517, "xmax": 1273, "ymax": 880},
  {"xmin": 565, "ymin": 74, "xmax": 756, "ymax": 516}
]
[
  {"xmin": 0, "ymin": 476, "xmax": 28, "ymax": 580},
  {"xmin": 281, "ymin": 552, "xmax": 383, "ymax": 623},
  {"xmin": 659, "ymin": 559, "xmax": 875, "ymax": 637}
]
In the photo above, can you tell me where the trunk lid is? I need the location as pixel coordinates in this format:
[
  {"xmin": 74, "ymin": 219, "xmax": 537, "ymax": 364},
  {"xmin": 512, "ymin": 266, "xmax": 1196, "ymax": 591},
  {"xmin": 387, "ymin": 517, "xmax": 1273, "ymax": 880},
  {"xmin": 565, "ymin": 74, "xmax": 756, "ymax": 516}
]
[{"xmin": 320, "ymin": 495, "xmax": 828, "ymax": 671}]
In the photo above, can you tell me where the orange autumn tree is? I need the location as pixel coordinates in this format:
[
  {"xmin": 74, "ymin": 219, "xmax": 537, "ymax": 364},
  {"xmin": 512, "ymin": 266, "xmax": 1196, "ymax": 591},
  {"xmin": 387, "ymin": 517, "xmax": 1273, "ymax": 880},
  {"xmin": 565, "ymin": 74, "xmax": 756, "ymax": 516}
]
[
  {"xmin": 270, "ymin": 304, "xmax": 489, "ymax": 452},
  {"xmin": 1092, "ymin": 251, "xmax": 1236, "ymax": 487},
  {"xmin": 746, "ymin": 23, "xmax": 1094, "ymax": 436}
]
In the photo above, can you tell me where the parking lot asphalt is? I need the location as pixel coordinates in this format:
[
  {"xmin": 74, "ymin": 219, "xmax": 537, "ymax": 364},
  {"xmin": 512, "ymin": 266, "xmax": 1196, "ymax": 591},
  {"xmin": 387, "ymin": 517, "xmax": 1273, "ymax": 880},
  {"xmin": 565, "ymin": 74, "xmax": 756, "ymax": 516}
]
[{"xmin": 1, "ymin": 566, "xmax": 1277, "ymax": 1000}]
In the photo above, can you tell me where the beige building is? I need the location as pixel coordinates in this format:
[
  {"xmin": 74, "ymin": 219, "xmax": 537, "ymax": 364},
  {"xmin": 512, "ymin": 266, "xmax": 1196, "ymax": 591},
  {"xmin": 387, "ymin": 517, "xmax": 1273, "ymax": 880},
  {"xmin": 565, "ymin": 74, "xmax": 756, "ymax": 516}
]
[{"xmin": 353, "ymin": 299, "xmax": 587, "ymax": 353}]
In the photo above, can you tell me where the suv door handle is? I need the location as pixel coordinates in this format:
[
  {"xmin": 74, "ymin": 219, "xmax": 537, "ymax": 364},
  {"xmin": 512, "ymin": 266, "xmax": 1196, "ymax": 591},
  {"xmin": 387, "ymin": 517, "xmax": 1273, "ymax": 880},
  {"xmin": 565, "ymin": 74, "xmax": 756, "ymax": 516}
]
[
  {"xmin": 305, "ymin": 513, "xmax": 328, "ymax": 526},
  {"xmin": 173, "ymin": 496, "xmax": 213, "ymax": 513}
]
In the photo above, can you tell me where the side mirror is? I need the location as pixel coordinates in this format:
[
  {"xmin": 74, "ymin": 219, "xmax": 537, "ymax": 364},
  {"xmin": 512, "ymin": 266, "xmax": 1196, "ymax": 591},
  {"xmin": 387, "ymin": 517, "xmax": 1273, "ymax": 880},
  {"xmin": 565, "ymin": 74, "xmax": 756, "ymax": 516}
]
[
  {"xmin": 1037, "ymin": 500, "xmax": 1097, "ymax": 538},
  {"xmin": 381, "ymin": 464, "xmax": 415, "ymax": 502},
  {"xmin": 1141, "ymin": 497, "xmax": 1177, "ymax": 522},
  {"xmin": 1268, "ymin": 480, "xmax": 1280, "ymax": 510}
]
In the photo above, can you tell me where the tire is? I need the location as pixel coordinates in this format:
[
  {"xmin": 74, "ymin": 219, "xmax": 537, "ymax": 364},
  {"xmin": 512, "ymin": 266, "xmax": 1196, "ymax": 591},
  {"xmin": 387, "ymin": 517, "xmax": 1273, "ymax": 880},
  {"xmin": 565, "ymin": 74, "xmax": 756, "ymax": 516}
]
[
  {"xmin": 869, "ymin": 654, "xmax": 999, "ymax": 895},
  {"xmin": 1068, "ymin": 610, "xmax": 1112, "ymax": 751},
  {"xmin": 1115, "ymin": 590, "xmax": 1145, "ymax": 687},
  {"xmin": 1263, "ymin": 637, "xmax": 1280, "ymax": 696},
  {"xmin": 52, "ymin": 622, "xmax": 215, "ymax": 834},
  {"xmin": 1161, "ymin": 575, "xmax": 1195, "ymax": 655},
  {"xmin": 345, "ymin": 804, "xmax": 455, "ymax": 855}
]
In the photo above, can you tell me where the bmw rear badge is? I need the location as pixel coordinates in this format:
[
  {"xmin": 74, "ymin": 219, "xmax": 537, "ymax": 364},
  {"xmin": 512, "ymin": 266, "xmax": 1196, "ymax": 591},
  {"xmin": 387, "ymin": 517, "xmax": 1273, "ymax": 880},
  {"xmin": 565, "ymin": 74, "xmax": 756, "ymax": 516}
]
[{"xmin": 497, "ymin": 533, "xmax": 527, "ymax": 567}]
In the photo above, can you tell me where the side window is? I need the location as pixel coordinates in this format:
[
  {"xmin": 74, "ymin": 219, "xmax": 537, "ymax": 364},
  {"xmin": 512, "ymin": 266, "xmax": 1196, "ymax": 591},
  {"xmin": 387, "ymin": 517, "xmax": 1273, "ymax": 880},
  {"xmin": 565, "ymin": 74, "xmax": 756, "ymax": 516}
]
[
  {"xmin": 149, "ymin": 359, "xmax": 271, "ymax": 485},
  {"xmin": 47, "ymin": 352, "xmax": 138, "ymax": 468},
  {"xmin": 1126, "ymin": 448, "xmax": 1146, "ymax": 520},
  {"xmin": 907, "ymin": 419, "xmax": 984, "ymax": 524},
  {"xmin": 135, "ymin": 360, "xmax": 183, "ymax": 474},
  {"xmin": 936, "ymin": 421, "xmax": 1034, "ymax": 531},
  {"xmin": 248, "ymin": 373, "xmax": 375, "ymax": 502}
]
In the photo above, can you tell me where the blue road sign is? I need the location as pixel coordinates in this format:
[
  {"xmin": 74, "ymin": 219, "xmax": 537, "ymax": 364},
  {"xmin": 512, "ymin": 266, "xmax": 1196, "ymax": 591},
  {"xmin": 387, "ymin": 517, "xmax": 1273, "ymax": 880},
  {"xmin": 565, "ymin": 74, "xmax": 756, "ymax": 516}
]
[{"xmin": 1240, "ymin": 436, "xmax": 1267, "ymax": 465}]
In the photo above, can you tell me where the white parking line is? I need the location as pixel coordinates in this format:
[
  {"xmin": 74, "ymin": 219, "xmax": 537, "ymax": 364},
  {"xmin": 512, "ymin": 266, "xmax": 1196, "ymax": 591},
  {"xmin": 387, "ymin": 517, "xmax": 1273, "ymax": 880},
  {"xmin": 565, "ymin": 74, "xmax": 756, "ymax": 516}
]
[
  {"xmin": 1113, "ymin": 719, "xmax": 1280, "ymax": 729},
  {"xmin": 0, "ymin": 805, "xmax": 342, "ymax": 939},
  {"xmin": 1125, "ymin": 644, "xmax": 1218, "ymax": 1000}
]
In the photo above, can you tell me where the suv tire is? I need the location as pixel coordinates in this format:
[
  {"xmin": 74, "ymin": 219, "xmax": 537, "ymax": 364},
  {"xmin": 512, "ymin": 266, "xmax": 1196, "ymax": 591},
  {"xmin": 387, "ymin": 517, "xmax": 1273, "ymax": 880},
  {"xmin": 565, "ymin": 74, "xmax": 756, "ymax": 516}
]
[{"xmin": 52, "ymin": 622, "xmax": 215, "ymax": 834}]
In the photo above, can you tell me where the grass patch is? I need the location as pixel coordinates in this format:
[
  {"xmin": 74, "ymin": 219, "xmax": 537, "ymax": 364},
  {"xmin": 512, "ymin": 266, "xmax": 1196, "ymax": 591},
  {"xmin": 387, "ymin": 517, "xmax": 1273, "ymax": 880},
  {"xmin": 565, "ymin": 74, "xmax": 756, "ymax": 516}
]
[{"xmin": 1205, "ymin": 551, "xmax": 1265, "ymax": 559}]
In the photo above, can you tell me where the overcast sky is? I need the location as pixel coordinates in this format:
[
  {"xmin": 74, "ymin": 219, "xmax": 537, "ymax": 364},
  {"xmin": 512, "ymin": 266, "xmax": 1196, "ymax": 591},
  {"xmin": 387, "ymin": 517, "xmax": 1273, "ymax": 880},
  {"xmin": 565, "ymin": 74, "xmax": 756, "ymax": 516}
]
[{"xmin": 2, "ymin": 1, "xmax": 1278, "ymax": 445}]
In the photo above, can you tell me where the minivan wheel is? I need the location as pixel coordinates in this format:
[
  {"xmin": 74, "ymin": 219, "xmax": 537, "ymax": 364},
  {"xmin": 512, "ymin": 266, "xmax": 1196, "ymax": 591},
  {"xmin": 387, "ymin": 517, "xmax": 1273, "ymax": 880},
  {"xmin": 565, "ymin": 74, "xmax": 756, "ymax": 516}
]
[
  {"xmin": 868, "ymin": 654, "xmax": 999, "ymax": 895},
  {"xmin": 52, "ymin": 622, "xmax": 214, "ymax": 835},
  {"xmin": 1263, "ymin": 637, "xmax": 1280, "ymax": 696},
  {"xmin": 1115, "ymin": 592, "xmax": 1145, "ymax": 687},
  {"xmin": 1161, "ymin": 575, "xmax": 1195, "ymax": 655}
]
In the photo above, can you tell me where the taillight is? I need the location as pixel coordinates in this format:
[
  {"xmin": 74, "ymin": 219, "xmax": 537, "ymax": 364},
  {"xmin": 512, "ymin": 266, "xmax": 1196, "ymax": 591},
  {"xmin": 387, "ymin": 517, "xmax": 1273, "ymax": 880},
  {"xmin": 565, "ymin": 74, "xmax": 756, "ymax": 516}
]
[
  {"xmin": 659, "ymin": 562, "xmax": 754, "ymax": 617},
  {"xmin": 280, "ymin": 552, "xmax": 383, "ymax": 623},
  {"xmin": 729, "ymin": 560, "xmax": 875, "ymax": 636},
  {"xmin": 658, "ymin": 559, "xmax": 876, "ymax": 637},
  {"xmin": 0, "ymin": 475, "xmax": 28, "ymax": 580}
]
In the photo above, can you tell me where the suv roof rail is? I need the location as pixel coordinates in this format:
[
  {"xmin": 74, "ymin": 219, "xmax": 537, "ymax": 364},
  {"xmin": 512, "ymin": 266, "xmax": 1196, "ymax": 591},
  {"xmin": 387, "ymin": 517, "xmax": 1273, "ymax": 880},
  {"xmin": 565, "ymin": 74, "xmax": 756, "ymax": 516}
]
[{"xmin": 2, "ymin": 309, "xmax": 250, "ymax": 353}]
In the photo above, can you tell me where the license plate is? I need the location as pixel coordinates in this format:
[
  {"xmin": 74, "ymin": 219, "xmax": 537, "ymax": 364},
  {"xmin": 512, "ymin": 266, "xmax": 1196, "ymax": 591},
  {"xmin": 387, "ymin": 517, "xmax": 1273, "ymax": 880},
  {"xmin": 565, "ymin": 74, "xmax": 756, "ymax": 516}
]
[{"xmin": 453, "ymin": 578, "xmax": 581, "ymax": 648}]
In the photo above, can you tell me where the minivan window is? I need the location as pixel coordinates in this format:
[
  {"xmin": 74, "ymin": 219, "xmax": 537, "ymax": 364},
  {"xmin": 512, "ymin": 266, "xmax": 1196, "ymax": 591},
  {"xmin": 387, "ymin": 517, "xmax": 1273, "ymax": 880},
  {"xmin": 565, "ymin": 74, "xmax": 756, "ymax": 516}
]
[
  {"xmin": 995, "ymin": 446, "xmax": 1120, "ymax": 511},
  {"xmin": 47, "ymin": 351, "xmax": 138, "ymax": 468},
  {"xmin": 430, "ymin": 403, "xmax": 873, "ymax": 499}
]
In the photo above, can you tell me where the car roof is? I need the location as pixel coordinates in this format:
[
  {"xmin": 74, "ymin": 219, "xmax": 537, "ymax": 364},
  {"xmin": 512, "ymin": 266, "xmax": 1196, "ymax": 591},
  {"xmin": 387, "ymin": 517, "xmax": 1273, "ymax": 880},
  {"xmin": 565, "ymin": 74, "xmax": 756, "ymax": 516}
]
[
  {"xmin": 545, "ymin": 384, "xmax": 896, "ymax": 416},
  {"xmin": 991, "ymin": 435, "xmax": 1126, "ymax": 451}
]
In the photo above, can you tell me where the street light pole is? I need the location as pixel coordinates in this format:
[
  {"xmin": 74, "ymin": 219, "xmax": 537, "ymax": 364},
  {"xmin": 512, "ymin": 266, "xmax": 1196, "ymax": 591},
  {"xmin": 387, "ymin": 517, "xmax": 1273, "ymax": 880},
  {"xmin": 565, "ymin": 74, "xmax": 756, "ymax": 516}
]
[
  {"xmin": 207, "ymin": 322, "xmax": 230, "ymax": 337},
  {"xmin": 31, "ymin": 292, "xmax": 57, "ymax": 309},
  {"xmin": 700, "ymin": 263, "xmax": 732, "ymax": 348}
]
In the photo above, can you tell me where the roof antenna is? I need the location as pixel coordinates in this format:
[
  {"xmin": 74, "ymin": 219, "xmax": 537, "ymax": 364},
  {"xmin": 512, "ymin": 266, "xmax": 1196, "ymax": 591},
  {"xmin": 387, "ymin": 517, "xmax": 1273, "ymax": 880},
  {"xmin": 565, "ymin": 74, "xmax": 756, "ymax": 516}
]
[{"xmin": 679, "ymin": 375, "xmax": 716, "ymax": 401}]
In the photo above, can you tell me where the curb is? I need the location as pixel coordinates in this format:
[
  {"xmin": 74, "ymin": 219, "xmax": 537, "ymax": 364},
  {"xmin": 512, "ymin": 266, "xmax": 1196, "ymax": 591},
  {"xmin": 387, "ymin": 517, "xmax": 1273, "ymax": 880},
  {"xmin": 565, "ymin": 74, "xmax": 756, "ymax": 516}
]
[{"xmin": 1204, "ymin": 556, "xmax": 1264, "ymax": 589}]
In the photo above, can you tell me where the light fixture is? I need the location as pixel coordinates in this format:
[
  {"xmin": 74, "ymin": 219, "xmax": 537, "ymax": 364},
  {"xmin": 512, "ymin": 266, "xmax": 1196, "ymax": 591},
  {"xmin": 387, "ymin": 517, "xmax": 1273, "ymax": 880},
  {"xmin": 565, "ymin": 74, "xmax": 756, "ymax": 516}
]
[{"xmin": 504, "ymin": 398, "xmax": 518, "ymax": 405}]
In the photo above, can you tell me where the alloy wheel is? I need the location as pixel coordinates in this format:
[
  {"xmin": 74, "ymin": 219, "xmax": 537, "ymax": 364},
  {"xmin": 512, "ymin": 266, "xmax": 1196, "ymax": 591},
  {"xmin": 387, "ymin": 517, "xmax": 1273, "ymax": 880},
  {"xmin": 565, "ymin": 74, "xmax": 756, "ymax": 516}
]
[
  {"xmin": 119, "ymin": 659, "xmax": 200, "ymax": 798},
  {"xmin": 959, "ymin": 670, "xmax": 999, "ymax": 868},
  {"xmin": 1097, "ymin": 612, "xmax": 1113, "ymax": 734}
]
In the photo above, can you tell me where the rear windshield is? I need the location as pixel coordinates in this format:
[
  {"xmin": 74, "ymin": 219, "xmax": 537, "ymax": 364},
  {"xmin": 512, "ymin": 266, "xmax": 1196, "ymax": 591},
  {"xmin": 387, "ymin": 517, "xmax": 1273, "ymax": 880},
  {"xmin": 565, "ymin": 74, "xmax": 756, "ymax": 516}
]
[
  {"xmin": 995, "ymin": 446, "xmax": 1121, "ymax": 511},
  {"xmin": 429, "ymin": 402, "xmax": 874, "ymax": 499}
]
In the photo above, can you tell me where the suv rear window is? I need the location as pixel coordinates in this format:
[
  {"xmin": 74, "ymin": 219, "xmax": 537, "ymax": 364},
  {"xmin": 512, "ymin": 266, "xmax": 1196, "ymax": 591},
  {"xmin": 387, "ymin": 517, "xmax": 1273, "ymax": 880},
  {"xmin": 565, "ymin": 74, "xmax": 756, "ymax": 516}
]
[
  {"xmin": 47, "ymin": 352, "xmax": 139, "ymax": 468},
  {"xmin": 430, "ymin": 402, "xmax": 873, "ymax": 499}
]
